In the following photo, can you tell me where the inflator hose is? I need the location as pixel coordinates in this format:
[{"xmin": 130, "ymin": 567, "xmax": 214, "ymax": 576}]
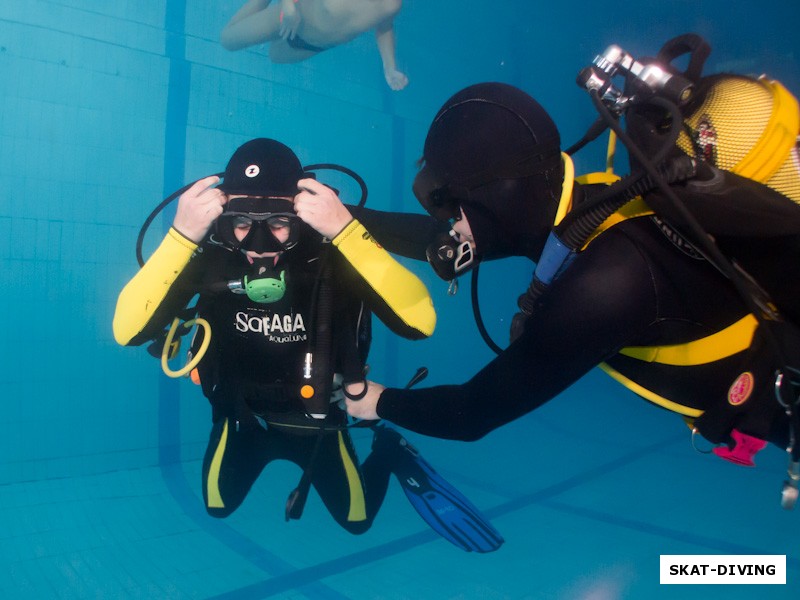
[{"xmin": 161, "ymin": 317, "xmax": 211, "ymax": 378}]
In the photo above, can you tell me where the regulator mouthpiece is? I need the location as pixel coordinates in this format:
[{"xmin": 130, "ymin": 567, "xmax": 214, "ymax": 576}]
[
  {"xmin": 425, "ymin": 230, "xmax": 475, "ymax": 281},
  {"xmin": 228, "ymin": 263, "xmax": 287, "ymax": 303}
]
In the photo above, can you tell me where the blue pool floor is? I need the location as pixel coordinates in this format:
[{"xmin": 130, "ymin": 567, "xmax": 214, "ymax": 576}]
[{"xmin": 2, "ymin": 370, "xmax": 797, "ymax": 599}]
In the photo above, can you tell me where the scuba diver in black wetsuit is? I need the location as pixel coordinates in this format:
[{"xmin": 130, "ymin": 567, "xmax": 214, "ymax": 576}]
[
  {"xmin": 347, "ymin": 34, "xmax": 800, "ymax": 509},
  {"xmin": 113, "ymin": 138, "xmax": 504, "ymax": 552}
]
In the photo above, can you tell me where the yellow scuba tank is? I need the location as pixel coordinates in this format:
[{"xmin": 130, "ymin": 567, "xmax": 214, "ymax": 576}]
[{"xmin": 676, "ymin": 74, "xmax": 800, "ymax": 203}]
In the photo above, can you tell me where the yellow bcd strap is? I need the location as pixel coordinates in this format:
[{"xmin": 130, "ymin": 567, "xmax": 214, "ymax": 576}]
[{"xmin": 619, "ymin": 314, "xmax": 759, "ymax": 366}]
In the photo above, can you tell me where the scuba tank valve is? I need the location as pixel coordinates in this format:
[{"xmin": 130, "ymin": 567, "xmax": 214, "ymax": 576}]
[{"xmin": 582, "ymin": 44, "xmax": 695, "ymax": 112}]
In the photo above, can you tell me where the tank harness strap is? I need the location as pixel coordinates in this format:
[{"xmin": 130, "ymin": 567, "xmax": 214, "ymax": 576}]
[
  {"xmin": 598, "ymin": 363, "xmax": 704, "ymax": 417},
  {"xmin": 580, "ymin": 195, "xmax": 654, "ymax": 249},
  {"xmin": 618, "ymin": 314, "xmax": 759, "ymax": 366},
  {"xmin": 575, "ymin": 171, "xmax": 621, "ymax": 186},
  {"xmin": 571, "ymin": 188, "xmax": 759, "ymax": 418}
]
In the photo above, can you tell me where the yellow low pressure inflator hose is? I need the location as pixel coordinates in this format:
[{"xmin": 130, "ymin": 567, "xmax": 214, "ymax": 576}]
[{"xmin": 161, "ymin": 317, "xmax": 211, "ymax": 378}]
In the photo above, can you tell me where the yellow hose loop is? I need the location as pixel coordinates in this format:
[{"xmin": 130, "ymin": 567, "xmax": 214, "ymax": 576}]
[
  {"xmin": 605, "ymin": 130, "xmax": 618, "ymax": 174},
  {"xmin": 161, "ymin": 317, "xmax": 212, "ymax": 379},
  {"xmin": 553, "ymin": 152, "xmax": 576, "ymax": 226}
]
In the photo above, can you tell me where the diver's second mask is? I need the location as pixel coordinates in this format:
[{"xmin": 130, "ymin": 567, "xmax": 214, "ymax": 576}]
[{"xmin": 425, "ymin": 230, "xmax": 475, "ymax": 281}]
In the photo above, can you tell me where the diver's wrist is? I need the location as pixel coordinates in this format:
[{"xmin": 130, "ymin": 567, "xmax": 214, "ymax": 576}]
[
  {"xmin": 168, "ymin": 227, "xmax": 200, "ymax": 250},
  {"xmin": 171, "ymin": 219, "xmax": 207, "ymax": 244},
  {"xmin": 328, "ymin": 217, "xmax": 357, "ymax": 242}
]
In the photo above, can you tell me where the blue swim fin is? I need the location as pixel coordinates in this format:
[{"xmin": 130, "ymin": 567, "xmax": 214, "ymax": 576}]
[{"xmin": 376, "ymin": 426, "xmax": 504, "ymax": 553}]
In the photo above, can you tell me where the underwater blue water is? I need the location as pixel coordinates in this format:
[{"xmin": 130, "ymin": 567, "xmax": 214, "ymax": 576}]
[{"xmin": 1, "ymin": 1, "xmax": 799, "ymax": 598}]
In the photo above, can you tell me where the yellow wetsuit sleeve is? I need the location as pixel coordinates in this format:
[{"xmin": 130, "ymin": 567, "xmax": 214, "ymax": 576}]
[
  {"xmin": 333, "ymin": 219, "xmax": 436, "ymax": 338},
  {"xmin": 113, "ymin": 228, "xmax": 198, "ymax": 345}
]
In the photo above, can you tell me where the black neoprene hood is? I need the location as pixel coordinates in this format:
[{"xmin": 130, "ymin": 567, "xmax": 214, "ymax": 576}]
[
  {"xmin": 423, "ymin": 82, "xmax": 561, "ymax": 184},
  {"xmin": 218, "ymin": 138, "xmax": 305, "ymax": 197},
  {"xmin": 419, "ymin": 82, "xmax": 564, "ymax": 259}
]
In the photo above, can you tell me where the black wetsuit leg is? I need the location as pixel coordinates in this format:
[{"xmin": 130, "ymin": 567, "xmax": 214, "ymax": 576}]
[
  {"xmin": 309, "ymin": 429, "xmax": 393, "ymax": 534},
  {"xmin": 202, "ymin": 414, "xmax": 276, "ymax": 518},
  {"xmin": 202, "ymin": 412, "xmax": 395, "ymax": 533}
]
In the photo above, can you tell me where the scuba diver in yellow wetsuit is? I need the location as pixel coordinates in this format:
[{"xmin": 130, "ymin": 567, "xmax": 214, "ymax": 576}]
[
  {"xmin": 347, "ymin": 34, "xmax": 800, "ymax": 509},
  {"xmin": 113, "ymin": 138, "xmax": 503, "ymax": 552}
]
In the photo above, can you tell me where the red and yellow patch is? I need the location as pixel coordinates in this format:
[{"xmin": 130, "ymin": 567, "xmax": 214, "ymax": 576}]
[{"xmin": 728, "ymin": 371, "xmax": 754, "ymax": 406}]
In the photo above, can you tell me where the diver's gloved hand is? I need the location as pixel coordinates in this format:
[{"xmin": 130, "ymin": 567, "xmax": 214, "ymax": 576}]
[
  {"xmin": 172, "ymin": 176, "xmax": 227, "ymax": 243},
  {"xmin": 278, "ymin": 0, "xmax": 301, "ymax": 40},
  {"xmin": 294, "ymin": 178, "xmax": 354, "ymax": 239},
  {"xmin": 345, "ymin": 379, "xmax": 383, "ymax": 421}
]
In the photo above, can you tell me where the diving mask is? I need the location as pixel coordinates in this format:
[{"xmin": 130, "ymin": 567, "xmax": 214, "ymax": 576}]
[
  {"xmin": 413, "ymin": 165, "xmax": 464, "ymax": 222},
  {"xmin": 414, "ymin": 170, "xmax": 477, "ymax": 279},
  {"xmin": 215, "ymin": 196, "xmax": 300, "ymax": 253}
]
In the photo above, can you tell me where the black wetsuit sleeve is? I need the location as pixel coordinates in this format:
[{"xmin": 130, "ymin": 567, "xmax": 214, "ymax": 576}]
[
  {"xmin": 376, "ymin": 227, "xmax": 659, "ymax": 440},
  {"xmin": 351, "ymin": 206, "xmax": 449, "ymax": 261}
]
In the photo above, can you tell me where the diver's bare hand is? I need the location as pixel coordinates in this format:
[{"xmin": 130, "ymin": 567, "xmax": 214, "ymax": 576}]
[
  {"xmin": 345, "ymin": 380, "xmax": 384, "ymax": 421},
  {"xmin": 294, "ymin": 178, "xmax": 353, "ymax": 239},
  {"xmin": 385, "ymin": 68, "xmax": 408, "ymax": 91},
  {"xmin": 279, "ymin": 0, "xmax": 301, "ymax": 40},
  {"xmin": 172, "ymin": 176, "xmax": 226, "ymax": 243}
]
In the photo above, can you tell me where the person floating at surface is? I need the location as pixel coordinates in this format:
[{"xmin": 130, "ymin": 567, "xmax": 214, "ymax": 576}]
[
  {"xmin": 221, "ymin": 0, "xmax": 409, "ymax": 90},
  {"xmin": 112, "ymin": 138, "xmax": 503, "ymax": 552},
  {"xmin": 347, "ymin": 35, "xmax": 800, "ymax": 495}
]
